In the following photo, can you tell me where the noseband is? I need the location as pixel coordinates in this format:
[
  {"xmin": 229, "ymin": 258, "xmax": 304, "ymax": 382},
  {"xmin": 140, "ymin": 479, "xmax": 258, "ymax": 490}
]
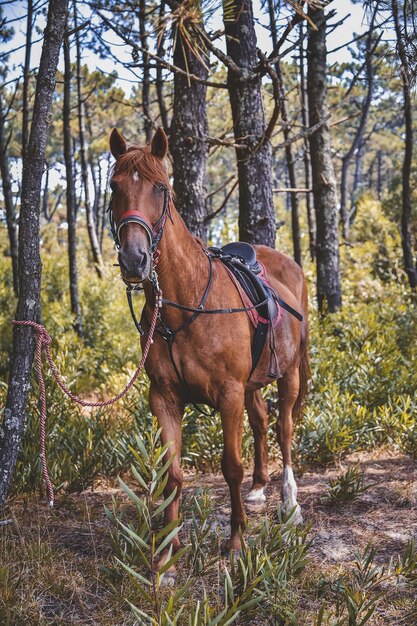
[{"xmin": 108, "ymin": 184, "xmax": 172, "ymax": 253}]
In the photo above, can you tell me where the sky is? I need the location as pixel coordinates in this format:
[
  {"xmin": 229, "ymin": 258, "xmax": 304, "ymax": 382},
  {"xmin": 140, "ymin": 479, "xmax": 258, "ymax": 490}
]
[{"xmin": 2, "ymin": 0, "xmax": 374, "ymax": 96}]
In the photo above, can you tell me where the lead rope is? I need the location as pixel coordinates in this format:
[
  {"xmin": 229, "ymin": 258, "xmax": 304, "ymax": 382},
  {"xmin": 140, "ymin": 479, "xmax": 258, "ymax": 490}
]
[{"xmin": 11, "ymin": 288, "xmax": 161, "ymax": 508}]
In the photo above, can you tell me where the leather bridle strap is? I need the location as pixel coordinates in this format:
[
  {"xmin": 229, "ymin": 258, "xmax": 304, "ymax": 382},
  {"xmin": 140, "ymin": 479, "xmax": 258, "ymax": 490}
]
[
  {"xmin": 117, "ymin": 210, "xmax": 154, "ymax": 248},
  {"xmin": 109, "ymin": 184, "xmax": 171, "ymax": 252}
]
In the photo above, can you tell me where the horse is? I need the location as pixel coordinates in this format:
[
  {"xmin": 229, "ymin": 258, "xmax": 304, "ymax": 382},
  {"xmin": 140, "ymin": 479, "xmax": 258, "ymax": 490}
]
[{"xmin": 109, "ymin": 127, "xmax": 310, "ymax": 572}]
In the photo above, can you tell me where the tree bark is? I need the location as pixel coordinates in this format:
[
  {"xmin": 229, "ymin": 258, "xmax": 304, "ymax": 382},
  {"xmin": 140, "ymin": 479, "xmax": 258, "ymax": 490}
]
[
  {"xmin": 307, "ymin": 9, "xmax": 342, "ymax": 312},
  {"xmin": 169, "ymin": 8, "xmax": 209, "ymax": 240},
  {"xmin": 63, "ymin": 33, "xmax": 83, "ymax": 336},
  {"xmin": 340, "ymin": 25, "xmax": 376, "ymax": 240},
  {"xmin": 0, "ymin": 0, "xmax": 68, "ymax": 508},
  {"xmin": 74, "ymin": 0, "xmax": 104, "ymax": 277},
  {"xmin": 224, "ymin": 0, "xmax": 276, "ymax": 247},
  {"xmin": 266, "ymin": 0, "xmax": 301, "ymax": 264},
  {"xmin": 156, "ymin": 1, "xmax": 169, "ymax": 135},
  {"xmin": 392, "ymin": 0, "xmax": 417, "ymax": 289},
  {"xmin": 299, "ymin": 22, "xmax": 316, "ymax": 261},
  {"xmin": 22, "ymin": 0, "xmax": 33, "ymax": 160},
  {"xmin": 138, "ymin": 0, "xmax": 152, "ymax": 142},
  {"xmin": 0, "ymin": 96, "xmax": 19, "ymax": 295}
]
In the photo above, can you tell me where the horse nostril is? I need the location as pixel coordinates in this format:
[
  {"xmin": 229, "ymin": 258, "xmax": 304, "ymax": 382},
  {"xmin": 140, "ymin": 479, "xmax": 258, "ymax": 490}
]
[{"xmin": 118, "ymin": 249, "xmax": 149, "ymax": 276}]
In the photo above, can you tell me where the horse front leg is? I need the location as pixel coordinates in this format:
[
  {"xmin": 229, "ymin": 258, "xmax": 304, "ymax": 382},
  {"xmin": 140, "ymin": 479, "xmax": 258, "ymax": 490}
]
[
  {"xmin": 277, "ymin": 366, "xmax": 303, "ymax": 524},
  {"xmin": 219, "ymin": 387, "xmax": 247, "ymax": 551},
  {"xmin": 149, "ymin": 383, "xmax": 184, "ymax": 573}
]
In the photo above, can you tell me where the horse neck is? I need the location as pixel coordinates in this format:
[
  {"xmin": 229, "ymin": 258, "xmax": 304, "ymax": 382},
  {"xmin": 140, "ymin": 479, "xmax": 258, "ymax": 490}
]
[{"xmin": 146, "ymin": 204, "xmax": 210, "ymax": 309}]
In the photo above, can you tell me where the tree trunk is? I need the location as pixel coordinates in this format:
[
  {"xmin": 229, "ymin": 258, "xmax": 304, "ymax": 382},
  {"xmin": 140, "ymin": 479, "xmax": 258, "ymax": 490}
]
[
  {"xmin": 299, "ymin": 22, "xmax": 316, "ymax": 261},
  {"xmin": 169, "ymin": 10, "xmax": 209, "ymax": 240},
  {"xmin": 139, "ymin": 0, "xmax": 152, "ymax": 142},
  {"xmin": 224, "ymin": 0, "xmax": 275, "ymax": 247},
  {"xmin": 156, "ymin": 1, "xmax": 169, "ymax": 135},
  {"xmin": 276, "ymin": 61, "xmax": 302, "ymax": 266},
  {"xmin": 392, "ymin": 0, "xmax": 417, "ymax": 288},
  {"xmin": 377, "ymin": 150, "xmax": 383, "ymax": 200},
  {"xmin": 307, "ymin": 8, "xmax": 342, "ymax": 312},
  {"xmin": 0, "ymin": 0, "xmax": 68, "ymax": 508},
  {"xmin": 340, "ymin": 22, "xmax": 376, "ymax": 240},
  {"xmin": 266, "ymin": 0, "xmax": 301, "ymax": 264},
  {"xmin": 0, "ymin": 97, "xmax": 19, "ymax": 295},
  {"xmin": 63, "ymin": 33, "xmax": 83, "ymax": 336},
  {"xmin": 74, "ymin": 0, "xmax": 104, "ymax": 277},
  {"xmin": 22, "ymin": 0, "xmax": 33, "ymax": 160}
]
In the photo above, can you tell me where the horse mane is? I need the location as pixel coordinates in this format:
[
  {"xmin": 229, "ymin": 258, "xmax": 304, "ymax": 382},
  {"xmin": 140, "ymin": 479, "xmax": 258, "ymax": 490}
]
[{"xmin": 112, "ymin": 144, "xmax": 171, "ymax": 189}]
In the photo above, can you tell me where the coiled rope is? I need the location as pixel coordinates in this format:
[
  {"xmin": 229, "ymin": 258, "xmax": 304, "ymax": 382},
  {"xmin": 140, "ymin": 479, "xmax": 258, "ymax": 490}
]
[{"xmin": 11, "ymin": 290, "xmax": 161, "ymax": 508}]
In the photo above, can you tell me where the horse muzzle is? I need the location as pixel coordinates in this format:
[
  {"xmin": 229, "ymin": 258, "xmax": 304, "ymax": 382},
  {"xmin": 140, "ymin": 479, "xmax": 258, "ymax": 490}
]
[{"xmin": 118, "ymin": 248, "xmax": 151, "ymax": 284}]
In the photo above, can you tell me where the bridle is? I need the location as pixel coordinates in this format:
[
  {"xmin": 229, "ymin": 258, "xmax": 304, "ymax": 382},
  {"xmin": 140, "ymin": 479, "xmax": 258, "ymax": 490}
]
[{"xmin": 108, "ymin": 182, "xmax": 172, "ymax": 254}]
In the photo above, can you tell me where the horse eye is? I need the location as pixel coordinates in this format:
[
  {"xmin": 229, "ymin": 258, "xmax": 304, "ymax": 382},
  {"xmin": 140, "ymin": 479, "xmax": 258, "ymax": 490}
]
[{"xmin": 110, "ymin": 180, "xmax": 117, "ymax": 192}]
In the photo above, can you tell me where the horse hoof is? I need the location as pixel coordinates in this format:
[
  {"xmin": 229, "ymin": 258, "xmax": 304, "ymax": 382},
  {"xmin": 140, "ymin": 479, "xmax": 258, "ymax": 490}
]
[
  {"xmin": 245, "ymin": 487, "xmax": 266, "ymax": 504},
  {"xmin": 159, "ymin": 570, "xmax": 177, "ymax": 587},
  {"xmin": 283, "ymin": 503, "xmax": 303, "ymax": 525}
]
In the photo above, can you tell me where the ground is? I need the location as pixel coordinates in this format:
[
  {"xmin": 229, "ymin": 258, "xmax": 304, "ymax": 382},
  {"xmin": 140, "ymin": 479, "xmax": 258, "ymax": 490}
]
[{"xmin": 1, "ymin": 448, "xmax": 416, "ymax": 625}]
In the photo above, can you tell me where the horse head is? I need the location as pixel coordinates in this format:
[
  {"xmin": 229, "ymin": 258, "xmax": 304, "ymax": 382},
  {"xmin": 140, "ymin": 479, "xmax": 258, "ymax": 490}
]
[{"xmin": 109, "ymin": 127, "xmax": 170, "ymax": 284}]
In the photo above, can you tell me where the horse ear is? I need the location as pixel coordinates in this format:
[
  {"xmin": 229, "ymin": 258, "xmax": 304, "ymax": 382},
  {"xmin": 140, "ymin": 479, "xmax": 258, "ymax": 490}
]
[
  {"xmin": 151, "ymin": 127, "xmax": 168, "ymax": 159},
  {"xmin": 110, "ymin": 128, "xmax": 127, "ymax": 159}
]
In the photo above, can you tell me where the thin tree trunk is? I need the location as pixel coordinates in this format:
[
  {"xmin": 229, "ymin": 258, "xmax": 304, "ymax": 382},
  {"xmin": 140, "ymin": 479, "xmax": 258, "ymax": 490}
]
[
  {"xmin": 74, "ymin": 0, "xmax": 104, "ymax": 277},
  {"xmin": 340, "ymin": 20, "xmax": 377, "ymax": 240},
  {"xmin": 224, "ymin": 0, "xmax": 276, "ymax": 247},
  {"xmin": 276, "ymin": 61, "xmax": 301, "ymax": 266},
  {"xmin": 156, "ymin": 1, "xmax": 169, "ymax": 134},
  {"xmin": 307, "ymin": 8, "xmax": 342, "ymax": 312},
  {"xmin": 22, "ymin": 0, "xmax": 33, "ymax": 160},
  {"xmin": 377, "ymin": 150, "xmax": 383, "ymax": 200},
  {"xmin": 0, "ymin": 96, "xmax": 19, "ymax": 295},
  {"xmin": 392, "ymin": 0, "xmax": 417, "ymax": 288},
  {"xmin": 267, "ymin": 0, "xmax": 301, "ymax": 264},
  {"xmin": 64, "ymin": 32, "xmax": 83, "ymax": 336},
  {"xmin": 169, "ymin": 8, "xmax": 209, "ymax": 240},
  {"xmin": 139, "ymin": 0, "xmax": 152, "ymax": 142},
  {"xmin": 299, "ymin": 22, "xmax": 316, "ymax": 261},
  {"xmin": 0, "ymin": 0, "xmax": 68, "ymax": 507}
]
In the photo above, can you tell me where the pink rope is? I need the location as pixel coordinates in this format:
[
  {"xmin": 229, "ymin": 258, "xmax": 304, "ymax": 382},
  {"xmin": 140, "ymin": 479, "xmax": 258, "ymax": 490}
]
[{"xmin": 11, "ymin": 290, "xmax": 161, "ymax": 508}]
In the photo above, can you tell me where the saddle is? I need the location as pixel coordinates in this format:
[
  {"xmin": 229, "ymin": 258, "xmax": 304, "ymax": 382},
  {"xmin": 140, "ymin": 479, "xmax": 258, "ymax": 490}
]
[{"xmin": 209, "ymin": 242, "xmax": 302, "ymax": 378}]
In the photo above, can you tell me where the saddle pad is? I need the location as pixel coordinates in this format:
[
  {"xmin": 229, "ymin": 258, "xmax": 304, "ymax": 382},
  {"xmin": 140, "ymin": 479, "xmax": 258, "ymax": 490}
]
[{"xmin": 223, "ymin": 263, "xmax": 283, "ymax": 329}]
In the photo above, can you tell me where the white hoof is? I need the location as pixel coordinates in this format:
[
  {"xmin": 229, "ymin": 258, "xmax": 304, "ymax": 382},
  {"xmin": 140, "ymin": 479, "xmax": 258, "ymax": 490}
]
[
  {"xmin": 245, "ymin": 487, "xmax": 266, "ymax": 504},
  {"xmin": 283, "ymin": 503, "xmax": 303, "ymax": 525},
  {"xmin": 159, "ymin": 571, "xmax": 177, "ymax": 587},
  {"xmin": 281, "ymin": 466, "xmax": 303, "ymax": 524}
]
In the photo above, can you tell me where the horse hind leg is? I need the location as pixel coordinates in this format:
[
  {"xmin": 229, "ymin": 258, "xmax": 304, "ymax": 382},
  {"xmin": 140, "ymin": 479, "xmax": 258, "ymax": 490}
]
[
  {"xmin": 219, "ymin": 387, "xmax": 247, "ymax": 552},
  {"xmin": 245, "ymin": 389, "xmax": 269, "ymax": 504},
  {"xmin": 277, "ymin": 366, "xmax": 303, "ymax": 524}
]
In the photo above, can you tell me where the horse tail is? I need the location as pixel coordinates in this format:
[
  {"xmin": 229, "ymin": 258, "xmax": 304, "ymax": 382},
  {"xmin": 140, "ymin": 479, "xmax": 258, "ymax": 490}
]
[{"xmin": 293, "ymin": 342, "xmax": 310, "ymax": 423}]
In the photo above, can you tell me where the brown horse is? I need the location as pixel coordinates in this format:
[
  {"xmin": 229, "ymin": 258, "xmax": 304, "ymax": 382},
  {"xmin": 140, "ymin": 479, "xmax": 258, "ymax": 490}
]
[{"xmin": 109, "ymin": 127, "xmax": 310, "ymax": 571}]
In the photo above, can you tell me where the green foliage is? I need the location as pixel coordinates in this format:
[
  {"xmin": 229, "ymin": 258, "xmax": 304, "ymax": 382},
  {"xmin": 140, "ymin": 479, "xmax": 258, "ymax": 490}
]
[
  {"xmin": 317, "ymin": 541, "xmax": 417, "ymax": 626},
  {"xmin": 322, "ymin": 466, "xmax": 371, "ymax": 506},
  {"xmin": 107, "ymin": 426, "xmax": 311, "ymax": 625}
]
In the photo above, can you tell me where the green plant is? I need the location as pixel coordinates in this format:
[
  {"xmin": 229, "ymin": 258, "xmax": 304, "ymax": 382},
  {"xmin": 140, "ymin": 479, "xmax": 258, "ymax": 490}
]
[{"xmin": 322, "ymin": 466, "xmax": 371, "ymax": 506}]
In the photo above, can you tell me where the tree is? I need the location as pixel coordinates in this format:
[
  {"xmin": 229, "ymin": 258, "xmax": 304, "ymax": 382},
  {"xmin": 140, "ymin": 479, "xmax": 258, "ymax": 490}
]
[
  {"xmin": 0, "ymin": 11, "xmax": 19, "ymax": 295},
  {"xmin": 169, "ymin": 3, "xmax": 209, "ymax": 240},
  {"xmin": 307, "ymin": 8, "xmax": 342, "ymax": 312},
  {"xmin": 74, "ymin": 0, "xmax": 104, "ymax": 278},
  {"xmin": 391, "ymin": 0, "xmax": 417, "ymax": 289},
  {"xmin": 63, "ymin": 30, "xmax": 83, "ymax": 336},
  {"xmin": 0, "ymin": 0, "xmax": 69, "ymax": 507},
  {"xmin": 223, "ymin": 0, "xmax": 276, "ymax": 247},
  {"xmin": 339, "ymin": 15, "xmax": 379, "ymax": 240}
]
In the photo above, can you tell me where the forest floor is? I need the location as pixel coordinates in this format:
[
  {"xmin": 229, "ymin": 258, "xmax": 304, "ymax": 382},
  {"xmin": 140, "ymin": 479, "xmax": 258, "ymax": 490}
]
[{"xmin": 1, "ymin": 447, "xmax": 416, "ymax": 625}]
